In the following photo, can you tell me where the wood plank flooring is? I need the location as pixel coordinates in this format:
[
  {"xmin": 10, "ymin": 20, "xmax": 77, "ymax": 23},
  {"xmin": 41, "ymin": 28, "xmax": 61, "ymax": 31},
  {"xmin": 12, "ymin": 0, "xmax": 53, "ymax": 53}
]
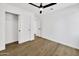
[{"xmin": 0, "ymin": 36, "xmax": 79, "ymax": 56}]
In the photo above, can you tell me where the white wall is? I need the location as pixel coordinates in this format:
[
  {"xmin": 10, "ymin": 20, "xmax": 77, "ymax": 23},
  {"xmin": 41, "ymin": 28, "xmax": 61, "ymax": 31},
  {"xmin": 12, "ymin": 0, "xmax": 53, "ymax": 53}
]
[
  {"xmin": 39, "ymin": 4, "xmax": 79, "ymax": 49},
  {"xmin": 0, "ymin": 3, "xmax": 35, "ymax": 51}
]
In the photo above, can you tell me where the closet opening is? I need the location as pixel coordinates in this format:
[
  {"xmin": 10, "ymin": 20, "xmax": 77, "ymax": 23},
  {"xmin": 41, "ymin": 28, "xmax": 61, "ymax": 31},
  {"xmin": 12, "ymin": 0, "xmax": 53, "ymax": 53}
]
[{"xmin": 5, "ymin": 12, "xmax": 19, "ymax": 48}]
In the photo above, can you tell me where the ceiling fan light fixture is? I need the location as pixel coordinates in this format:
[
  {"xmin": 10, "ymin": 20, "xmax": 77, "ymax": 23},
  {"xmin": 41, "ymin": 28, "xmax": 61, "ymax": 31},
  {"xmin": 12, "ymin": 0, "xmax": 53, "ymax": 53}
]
[{"xmin": 40, "ymin": 8, "xmax": 43, "ymax": 11}]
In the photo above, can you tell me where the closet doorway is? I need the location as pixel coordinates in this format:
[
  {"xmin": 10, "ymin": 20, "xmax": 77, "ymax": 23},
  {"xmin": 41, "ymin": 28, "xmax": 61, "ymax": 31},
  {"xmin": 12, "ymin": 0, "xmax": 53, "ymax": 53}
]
[{"xmin": 5, "ymin": 12, "xmax": 19, "ymax": 44}]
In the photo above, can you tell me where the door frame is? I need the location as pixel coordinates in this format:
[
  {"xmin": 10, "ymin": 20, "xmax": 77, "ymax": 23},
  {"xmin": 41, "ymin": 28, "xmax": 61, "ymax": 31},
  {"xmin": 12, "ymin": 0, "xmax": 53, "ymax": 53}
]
[{"xmin": 5, "ymin": 11, "xmax": 20, "ymax": 44}]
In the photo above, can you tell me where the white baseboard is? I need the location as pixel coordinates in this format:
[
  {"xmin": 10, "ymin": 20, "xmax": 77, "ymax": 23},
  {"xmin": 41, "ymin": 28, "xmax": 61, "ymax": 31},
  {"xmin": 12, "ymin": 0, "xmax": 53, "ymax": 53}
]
[
  {"xmin": 0, "ymin": 46, "xmax": 5, "ymax": 51},
  {"xmin": 41, "ymin": 35, "xmax": 79, "ymax": 49},
  {"xmin": 18, "ymin": 38, "xmax": 34, "ymax": 44}
]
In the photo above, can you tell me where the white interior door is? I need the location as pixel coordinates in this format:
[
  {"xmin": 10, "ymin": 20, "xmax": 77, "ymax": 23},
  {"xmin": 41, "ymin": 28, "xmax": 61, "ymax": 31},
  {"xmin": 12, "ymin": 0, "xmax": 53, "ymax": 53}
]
[
  {"xmin": 18, "ymin": 13, "xmax": 32, "ymax": 43},
  {"xmin": 5, "ymin": 12, "xmax": 18, "ymax": 44},
  {"xmin": 36, "ymin": 15, "xmax": 42, "ymax": 37},
  {"xmin": 30, "ymin": 16, "xmax": 37, "ymax": 40}
]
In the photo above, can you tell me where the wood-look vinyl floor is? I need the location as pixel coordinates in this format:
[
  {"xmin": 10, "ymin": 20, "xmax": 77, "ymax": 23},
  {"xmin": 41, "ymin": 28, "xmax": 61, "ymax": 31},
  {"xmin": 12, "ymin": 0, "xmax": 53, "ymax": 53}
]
[{"xmin": 0, "ymin": 36, "xmax": 79, "ymax": 56}]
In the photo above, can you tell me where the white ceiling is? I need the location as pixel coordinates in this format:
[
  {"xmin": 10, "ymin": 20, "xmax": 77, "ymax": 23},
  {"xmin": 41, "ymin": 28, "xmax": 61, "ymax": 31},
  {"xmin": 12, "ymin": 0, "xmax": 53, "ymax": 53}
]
[{"xmin": 8, "ymin": 3, "xmax": 78, "ymax": 14}]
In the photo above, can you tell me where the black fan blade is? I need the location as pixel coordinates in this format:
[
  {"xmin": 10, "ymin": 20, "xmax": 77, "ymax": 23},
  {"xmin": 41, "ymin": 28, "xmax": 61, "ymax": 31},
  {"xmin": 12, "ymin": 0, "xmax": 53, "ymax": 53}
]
[
  {"xmin": 29, "ymin": 3, "xmax": 40, "ymax": 8},
  {"xmin": 43, "ymin": 3, "xmax": 56, "ymax": 8}
]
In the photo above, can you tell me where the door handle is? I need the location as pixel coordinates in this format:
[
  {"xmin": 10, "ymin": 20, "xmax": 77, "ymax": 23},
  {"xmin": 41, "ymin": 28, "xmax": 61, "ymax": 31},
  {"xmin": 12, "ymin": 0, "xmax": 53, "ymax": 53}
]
[
  {"xmin": 28, "ymin": 29, "xmax": 31, "ymax": 31},
  {"xmin": 19, "ymin": 30, "xmax": 21, "ymax": 32}
]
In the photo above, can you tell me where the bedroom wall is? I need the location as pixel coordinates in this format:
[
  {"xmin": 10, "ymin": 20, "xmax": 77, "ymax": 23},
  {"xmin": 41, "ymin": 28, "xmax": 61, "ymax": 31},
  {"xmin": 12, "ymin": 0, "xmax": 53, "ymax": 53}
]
[{"xmin": 39, "ymin": 4, "xmax": 79, "ymax": 49}]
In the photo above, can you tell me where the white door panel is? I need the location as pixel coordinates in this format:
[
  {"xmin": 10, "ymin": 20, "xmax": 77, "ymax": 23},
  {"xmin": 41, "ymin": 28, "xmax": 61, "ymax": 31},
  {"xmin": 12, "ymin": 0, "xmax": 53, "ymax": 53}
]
[
  {"xmin": 5, "ymin": 12, "xmax": 18, "ymax": 44},
  {"xmin": 18, "ymin": 13, "xmax": 31, "ymax": 43},
  {"xmin": 30, "ymin": 16, "xmax": 36, "ymax": 40}
]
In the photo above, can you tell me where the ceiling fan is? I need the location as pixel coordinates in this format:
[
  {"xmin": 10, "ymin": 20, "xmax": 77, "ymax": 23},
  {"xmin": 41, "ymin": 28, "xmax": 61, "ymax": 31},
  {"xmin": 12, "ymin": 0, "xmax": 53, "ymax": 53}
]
[{"xmin": 29, "ymin": 3, "xmax": 57, "ymax": 14}]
